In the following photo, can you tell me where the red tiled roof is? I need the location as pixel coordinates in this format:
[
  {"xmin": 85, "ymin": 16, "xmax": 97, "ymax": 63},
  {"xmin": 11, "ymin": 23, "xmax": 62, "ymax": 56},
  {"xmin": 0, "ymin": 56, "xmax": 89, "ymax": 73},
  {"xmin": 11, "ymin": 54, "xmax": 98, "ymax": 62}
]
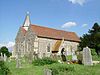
[{"xmin": 30, "ymin": 24, "xmax": 80, "ymax": 42}]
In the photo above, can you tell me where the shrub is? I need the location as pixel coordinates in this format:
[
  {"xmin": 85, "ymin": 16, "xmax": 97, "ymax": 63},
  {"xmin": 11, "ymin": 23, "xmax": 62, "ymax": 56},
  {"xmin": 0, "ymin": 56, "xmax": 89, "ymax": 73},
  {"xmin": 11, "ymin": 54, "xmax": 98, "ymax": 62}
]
[
  {"xmin": 97, "ymin": 44, "xmax": 100, "ymax": 56},
  {"xmin": 91, "ymin": 49, "xmax": 97, "ymax": 56},
  {"xmin": 67, "ymin": 55, "xmax": 72, "ymax": 61},
  {"xmin": 76, "ymin": 51, "xmax": 83, "ymax": 64},
  {"xmin": 92, "ymin": 55, "xmax": 100, "ymax": 61},
  {"xmin": 97, "ymin": 44, "xmax": 100, "ymax": 48},
  {"xmin": 91, "ymin": 48, "xmax": 100, "ymax": 61},
  {"xmin": 48, "ymin": 63, "xmax": 75, "ymax": 75},
  {"xmin": 32, "ymin": 57, "xmax": 57, "ymax": 66},
  {"xmin": 0, "ymin": 61, "xmax": 11, "ymax": 75}
]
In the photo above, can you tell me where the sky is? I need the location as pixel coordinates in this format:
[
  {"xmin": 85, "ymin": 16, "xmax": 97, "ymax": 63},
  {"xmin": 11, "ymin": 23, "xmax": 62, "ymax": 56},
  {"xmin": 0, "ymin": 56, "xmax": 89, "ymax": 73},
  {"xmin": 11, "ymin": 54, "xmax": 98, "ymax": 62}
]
[{"xmin": 0, "ymin": 0, "xmax": 100, "ymax": 47}]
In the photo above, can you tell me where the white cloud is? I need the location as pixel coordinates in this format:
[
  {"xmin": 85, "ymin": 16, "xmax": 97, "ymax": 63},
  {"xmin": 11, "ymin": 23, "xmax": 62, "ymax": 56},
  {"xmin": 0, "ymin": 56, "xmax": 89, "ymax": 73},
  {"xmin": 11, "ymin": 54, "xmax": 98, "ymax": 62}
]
[
  {"xmin": 0, "ymin": 42, "xmax": 15, "ymax": 48},
  {"xmin": 61, "ymin": 22, "xmax": 77, "ymax": 28},
  {"xmin": 68, "ymin": 0, "xmax": 86, "ymax": 5},
  {"xmin": 6, "ymin": 42, "xmax": 15, "ymax": 48},
  {"xmin": 82, "ymin": 24, "xmax": 88, "ymax": 27}
]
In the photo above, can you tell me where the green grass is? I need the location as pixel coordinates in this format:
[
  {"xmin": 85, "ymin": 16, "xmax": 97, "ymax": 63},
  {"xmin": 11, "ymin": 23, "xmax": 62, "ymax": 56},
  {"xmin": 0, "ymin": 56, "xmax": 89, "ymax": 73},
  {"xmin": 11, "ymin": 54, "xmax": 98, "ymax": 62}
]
[
  {"xmin": 5, "ymin": 61, "xmax": 44, "ymax": 75},
  {"xmin": 47, "ymin": 63, "xmax": 100, "ymax": 75},
  {"xmin": 5, "ymin": 61, "xmax": 100, "ymax": 75}
]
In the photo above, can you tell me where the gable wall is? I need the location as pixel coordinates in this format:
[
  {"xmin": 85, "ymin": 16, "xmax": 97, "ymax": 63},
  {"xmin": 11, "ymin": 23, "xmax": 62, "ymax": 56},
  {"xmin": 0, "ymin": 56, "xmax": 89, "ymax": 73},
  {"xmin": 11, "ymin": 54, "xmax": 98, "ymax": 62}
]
[{"xmin": 15, "ymin": 27, "xmax": 25, "ymax": 57}]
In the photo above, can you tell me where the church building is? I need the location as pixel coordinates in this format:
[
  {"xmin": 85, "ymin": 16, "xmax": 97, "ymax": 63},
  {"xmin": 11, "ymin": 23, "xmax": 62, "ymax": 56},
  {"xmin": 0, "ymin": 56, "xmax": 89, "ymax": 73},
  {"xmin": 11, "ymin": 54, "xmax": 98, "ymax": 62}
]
[{"xmin": 14, "ymin": 13, "xmax": 80, "ymax": 58}]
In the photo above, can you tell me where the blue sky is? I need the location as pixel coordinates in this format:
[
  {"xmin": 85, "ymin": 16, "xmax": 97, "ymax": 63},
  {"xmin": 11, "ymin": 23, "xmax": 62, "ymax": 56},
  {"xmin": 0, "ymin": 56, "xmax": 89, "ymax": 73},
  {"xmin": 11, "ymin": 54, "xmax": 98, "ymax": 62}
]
[{"xmin": 0, "ymin": 0, "xmax": 100, "ymax": 47}]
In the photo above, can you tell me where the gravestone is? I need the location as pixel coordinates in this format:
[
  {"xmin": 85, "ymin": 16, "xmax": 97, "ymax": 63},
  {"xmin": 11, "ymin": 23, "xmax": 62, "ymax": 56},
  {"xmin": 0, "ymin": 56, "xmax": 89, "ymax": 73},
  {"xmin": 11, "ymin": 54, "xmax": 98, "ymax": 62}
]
[
  {"xmin": 16, "ymin": 52, "xmax": 22, "ymax": 68},
  {"xmin": 83, "ymin": 47, "xmax": 93, "ymax": 65},
  {"xmin": 44, "ymin": 68, "xmax": 52, "ymax": 75},
  {"xmin": 4, "ymin": 54, "xmax": 7, "ymax": 61},
  {"xmin": 0, "ymin": 53, "xmax": 4, "ymax": 61}
]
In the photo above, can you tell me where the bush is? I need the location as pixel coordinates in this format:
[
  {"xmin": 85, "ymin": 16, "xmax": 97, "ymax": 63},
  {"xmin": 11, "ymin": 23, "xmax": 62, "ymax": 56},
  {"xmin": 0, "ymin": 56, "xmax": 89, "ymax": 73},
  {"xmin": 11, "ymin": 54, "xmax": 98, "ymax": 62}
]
[
  {"xmin": 91, "ymin": 49, "xmax": 97, "ymax": 56},
  {"xmin": 97, "ymin": 44, "xmax": 100, "ymax": 55},
  {"xmin": 0, "ymin": 61, "xmax": 11, "ymax": 75},
  {"xmin": 48, "ymin": 63, "xmax": 75, "ymax": 75},
  {"xmin": 92, "ymin": 55, "xmax": 100, "ymax": 61},
  {"xmin": 91, "ymin": 48, "xmax": 100, "ymax": 61},
  {"xmin": 76, "ymin": 51, "xmax": 83, "ymax": 64},
  {"xmin": 32, "ymin": 57, "xmax": 57, "ymax": 66},
  {"xmin": 97, "ymin": 44, "xmax": 100, "ymax": 48},
  {"xmin": 67, "ymin": 55, "xmax": 72, "ymax": 61}
]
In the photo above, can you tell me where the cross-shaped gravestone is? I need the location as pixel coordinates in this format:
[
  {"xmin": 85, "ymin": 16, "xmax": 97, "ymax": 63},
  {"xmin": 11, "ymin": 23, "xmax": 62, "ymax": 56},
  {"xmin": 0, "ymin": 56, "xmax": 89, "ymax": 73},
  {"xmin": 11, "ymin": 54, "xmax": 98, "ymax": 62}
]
[{"xmin": 83, "ymin": 47, "xmax": 93, "ymax": 65}]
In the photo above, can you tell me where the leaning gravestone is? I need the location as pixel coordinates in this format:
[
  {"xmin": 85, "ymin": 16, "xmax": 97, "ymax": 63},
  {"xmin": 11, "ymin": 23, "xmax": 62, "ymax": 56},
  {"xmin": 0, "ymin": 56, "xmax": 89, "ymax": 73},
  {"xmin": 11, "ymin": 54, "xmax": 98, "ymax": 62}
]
[{"xmin": 83, "ymin": 47, "xmax": 93, "ymax": 65}]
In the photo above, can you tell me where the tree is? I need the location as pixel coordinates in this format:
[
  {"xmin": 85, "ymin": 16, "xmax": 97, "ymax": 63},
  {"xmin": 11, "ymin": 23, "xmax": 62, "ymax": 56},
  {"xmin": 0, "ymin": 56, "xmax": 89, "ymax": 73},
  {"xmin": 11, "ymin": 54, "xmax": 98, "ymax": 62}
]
[
  {"xmin": 79, "ymin": 23, "xmax": 100, "ymax": 55},
  {"xmin": 0, "ymin": 46, "xmax": 11, "ymax": 57}
]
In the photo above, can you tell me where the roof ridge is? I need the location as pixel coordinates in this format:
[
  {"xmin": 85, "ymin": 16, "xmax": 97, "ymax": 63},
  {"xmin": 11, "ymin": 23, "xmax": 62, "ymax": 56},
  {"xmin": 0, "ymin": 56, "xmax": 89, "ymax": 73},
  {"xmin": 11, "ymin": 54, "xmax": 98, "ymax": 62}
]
[{"xmin": 30, "ymin": 24, "xmax": 74, "ymax": 33}]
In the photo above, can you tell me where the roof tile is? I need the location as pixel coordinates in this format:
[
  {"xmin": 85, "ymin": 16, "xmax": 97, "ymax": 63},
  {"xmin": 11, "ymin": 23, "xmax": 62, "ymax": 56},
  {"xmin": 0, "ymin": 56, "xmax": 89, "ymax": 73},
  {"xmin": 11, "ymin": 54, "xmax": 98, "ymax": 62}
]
[{"xmin": 30, "ymin": 24, "xmax": 80, "ymax": 42}]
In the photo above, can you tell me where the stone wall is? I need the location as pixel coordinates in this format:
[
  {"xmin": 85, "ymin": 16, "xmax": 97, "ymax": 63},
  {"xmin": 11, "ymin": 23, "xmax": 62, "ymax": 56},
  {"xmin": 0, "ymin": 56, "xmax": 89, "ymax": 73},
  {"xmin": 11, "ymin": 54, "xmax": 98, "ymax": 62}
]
[
  {"xmin": 62, "ymin": 41, "xmax": 79, "ymax": 55},
  {"xmin": 38, "ymin": 37, "xmax": 55, "ymax": 58},
  {"xmin": 38, "ymin": 37, "xmax": 79, "ymax": 58},
  {"xmin": 15, "ymin": 27, "xmax": 25, "ymax": 57}
]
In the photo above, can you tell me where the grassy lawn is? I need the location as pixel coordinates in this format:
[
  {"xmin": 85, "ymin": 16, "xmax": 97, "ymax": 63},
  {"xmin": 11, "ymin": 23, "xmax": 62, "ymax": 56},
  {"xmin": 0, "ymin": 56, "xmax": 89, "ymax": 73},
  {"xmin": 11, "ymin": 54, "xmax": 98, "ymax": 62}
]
[
  {"xmin": 5, "ymin": 61, "xmax": 100, "ymax": 75},
  {"xmin": 5, "ymin": 61, "xmax": 44, "ymax": 75}
]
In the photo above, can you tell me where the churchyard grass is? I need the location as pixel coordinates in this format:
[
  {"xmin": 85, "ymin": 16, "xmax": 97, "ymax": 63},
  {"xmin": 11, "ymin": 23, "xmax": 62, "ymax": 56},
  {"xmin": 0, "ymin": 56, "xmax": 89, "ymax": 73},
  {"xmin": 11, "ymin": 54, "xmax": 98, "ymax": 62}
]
[
  {"xmin": 4, "ymin": 60, "xmax": 100, "ymax": 75},
  {"xmin": 47, "ymin": 63, "xmax": 100, "ymax": 75},
  {"xmin": 5, "ymin": 61, "xmax": 44, "ymax": 75}
]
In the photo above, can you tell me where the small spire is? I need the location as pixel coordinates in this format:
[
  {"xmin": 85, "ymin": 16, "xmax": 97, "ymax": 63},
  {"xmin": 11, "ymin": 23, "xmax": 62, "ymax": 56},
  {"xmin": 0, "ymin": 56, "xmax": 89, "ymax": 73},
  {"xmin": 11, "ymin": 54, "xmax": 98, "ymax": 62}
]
[{"xmin": 22, "ymin": 12, "xmax": 31, "ymax": 30}]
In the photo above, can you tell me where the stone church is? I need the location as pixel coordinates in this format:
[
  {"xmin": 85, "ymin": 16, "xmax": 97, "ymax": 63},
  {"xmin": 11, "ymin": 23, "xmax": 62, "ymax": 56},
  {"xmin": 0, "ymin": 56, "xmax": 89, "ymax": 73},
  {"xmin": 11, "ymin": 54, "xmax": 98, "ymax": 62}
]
[{"xmin": 13, "ymin": 13, "xmax": 80, "ymax": 58}]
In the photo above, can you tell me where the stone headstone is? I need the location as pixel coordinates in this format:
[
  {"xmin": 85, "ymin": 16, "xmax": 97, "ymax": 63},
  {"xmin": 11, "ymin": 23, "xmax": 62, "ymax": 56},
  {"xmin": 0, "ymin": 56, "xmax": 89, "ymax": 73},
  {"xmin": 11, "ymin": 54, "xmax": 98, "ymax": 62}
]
[
  {"xmin": 0, "ymin": 53, "xmax": 4, "ymax": 61},
  {"xmin": 44, "ymin": 69, "xmax": 52, "ymax": 75},
  {"xmin": 16, "ymin": 53, "xmax": 22, "ymax": 68},
  {"xmin": 4, "ymin": 54, "xmax": 7, "ymax": 61},
  {"xmin": 83, "ymin": 47, "xmax": 93, "ymax": 65}
]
